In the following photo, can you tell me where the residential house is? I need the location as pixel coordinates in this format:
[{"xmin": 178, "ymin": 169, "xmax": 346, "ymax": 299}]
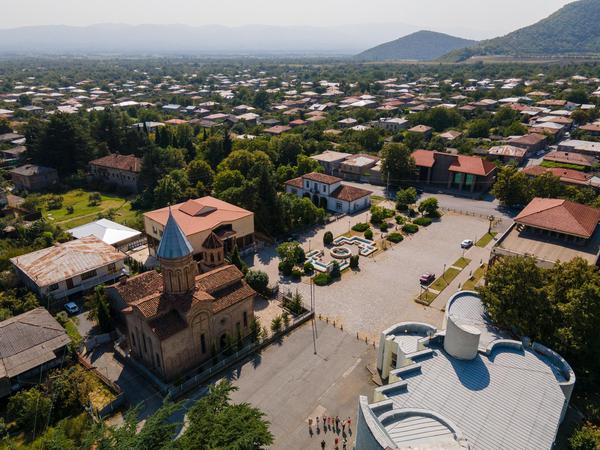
[
  {"xmin": 491, "ymin": 198, "xmax": 600, "ymax": 268},
  {"xmin": 558, "ymin": 139, "xmax": 600, "ymax": 159},
  {"xmin": 310, "ymin": 150, "xmax": 351, "ymax": 176},
  {"xmin": 10, "ymin": 236, "xmax": 127, "ymax": 305},
  {"xmin": 522, "ymin": 165, "xmax": 597, "ymax": 189},
  {"xmin": 407, "ymin": 125, "xmax": 433, "ymax": 139},
  {"xmin": 509, "ymin": 133, "xmax": 548, "ymax": 154},
  {"xmin": 263, "ymin": 125, "xmax": 291, "ymax": 136},
  {"xmin": 373, "ymin": 118, "xmax": 409, "ymax": 133},
  {"xmin": 285, "ymin": 172, "xmax": 371, "ymax": 214},
  {"xmin": 0, "ymin": 308, "xmax": 71, "ymax": 397},
  {"xmin": 89, "ymin": 153, "xmax": 142, "ymax": 193},
  {"xmin": 487, "ymin": 145, "xmax": 528, "ymax": 165},
  {"xmin": 543, "ymin": 151, "xmax": 595, "ymax": 169},
  {"xmin": 9, "ymin": 164, "xmax": 58, "ymax": 192}
]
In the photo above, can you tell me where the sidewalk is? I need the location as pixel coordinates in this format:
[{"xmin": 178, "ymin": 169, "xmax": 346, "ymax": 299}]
[{"xmin": 429, "ymin": 241, "xmax": 493, "ymax": 310}]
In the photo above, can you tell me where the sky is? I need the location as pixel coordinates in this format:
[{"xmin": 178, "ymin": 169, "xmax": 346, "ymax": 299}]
[{"xmin": 1, "ymin": 0, "xmax": 576, "ymax": 39}]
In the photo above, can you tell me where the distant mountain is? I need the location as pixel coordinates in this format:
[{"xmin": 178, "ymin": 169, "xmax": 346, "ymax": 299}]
[
  {"xmin": 0, "ymin": 23, "xmax": 421, "ymax": 56},
  {"xmin": 443, "ymin": 0, "xmax": 600, "ymax": 61},
  {"xmin": 355, "ymin": 30, "xmax": 477, "ymax": 61}
]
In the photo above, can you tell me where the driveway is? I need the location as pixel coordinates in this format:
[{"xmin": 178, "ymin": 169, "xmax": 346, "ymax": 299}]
[{"xmin": 228, "ymin": 320, "xmax": 376, "ymax": 450}]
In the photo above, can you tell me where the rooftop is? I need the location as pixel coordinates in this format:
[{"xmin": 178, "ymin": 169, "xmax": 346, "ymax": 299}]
[
  {"xmin": 144, "ymin": 196, "xmax": 253, "ymax": 238},
  {"xmin": 67, "ymin": 218, "xmax": 141, "ymax": 246},
  {"xmin": 515, "ymin": 197, "xmax": 600, "ymax": 238},
  {"xmin": 10, "ymin": 236, "xmax": 126, "ymax": 287},
  {"xmin": 0, "ymin": 307, "xmax": 71, "ymax": 381},
  {"xmin": 89, "ymin": 153, "xmax": 142, "ymax": 173}
]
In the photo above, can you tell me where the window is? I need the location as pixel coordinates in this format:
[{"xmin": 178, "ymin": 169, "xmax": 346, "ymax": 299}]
[
  {"xmin": 291, "ymin": 188, "xmax": 297, "ymax": 194},
  {"xmin": 322, "ymin": 185, "xmax": 326, "ymax": 193},
  {"xmin": 201, "ymin": 334, "xmax": 206, "ymax": 353},
  {"xmin": 305, "ymin": 181, "xmax": 309, "ymax": 188},
  {"xmin": 107, "ymin": 263, "xmax": 117, "ymax": 273},
  {"xmin": 243, "ymin": 311, "xmax": 248, "ymax": 327},
  {"xmin": 391, "ymin": 352, "xmax": 397, "ymax": 368},
  {"xmin": 152, "ymin": 226, "xmax": 157, "ymax": 234},
  {"xmin": 49, "ymin": 283, "xmax": 59, "ymax": 291},
  {"xmin": 81, "ymin": 269, "xmax": 97, "ymax": 281},
  {"xmin": 336, "ymin": 202, "xmax": 342, "ymax": 211},
  {"xmin": 66, "ymin": 278, "xmax": 74, "ymax": 289}
]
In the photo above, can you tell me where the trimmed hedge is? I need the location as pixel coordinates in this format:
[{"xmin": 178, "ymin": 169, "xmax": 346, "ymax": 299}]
[
  {"xmin": 352, "ymin": 222, "xmax": 370, "ymax": 232},
  {"xmin": 402, "ymin": 223, "xmax": 419, "ymax": 234},
  {"xmin": 413, "ymin": 217, "xmax": 432, "ymax": 227},
  {"xmin": 313, "ymin": 273, "xmax": 332, "ymax": 286},
  {"xmin": 364, "ymin": 229, "xmax": 373, "ymax": 240},
  {"xmin": 386, "ymin": 233, "xmax": 404, "ymax": 243}
]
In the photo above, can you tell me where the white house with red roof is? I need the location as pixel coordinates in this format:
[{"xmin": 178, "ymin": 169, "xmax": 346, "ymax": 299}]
[{"xmin": 285, "ymin": 172, "xmax": 372, "ymax": 214}]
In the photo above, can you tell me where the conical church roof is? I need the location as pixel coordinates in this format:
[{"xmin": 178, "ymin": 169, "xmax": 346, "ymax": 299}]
[{"xmin": 157, "ymin": 207, "xmax": 194, "ymax": 259}]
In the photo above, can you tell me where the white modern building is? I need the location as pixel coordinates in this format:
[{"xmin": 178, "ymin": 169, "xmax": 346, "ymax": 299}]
[
  {"xmin": 67, "ymin": 219, "xmax": 144, "ymax": 252},
  {"xmin": 285, "ymin": 172, "xmax": 372, "ymax": 214},
  {"xmin": 356, "ymin": 291, "xmax": 575, "ymax": 450}
]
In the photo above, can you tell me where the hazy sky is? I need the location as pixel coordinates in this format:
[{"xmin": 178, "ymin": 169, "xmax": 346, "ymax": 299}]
[{"xmin": 2, "ymin": 0, "xmax": 575, "ymax": 38}]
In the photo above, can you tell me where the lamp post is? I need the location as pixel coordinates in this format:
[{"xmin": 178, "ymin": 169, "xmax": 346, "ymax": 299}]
[
  {"xmin": 442, "ymin": 263, "xmax": 446, "ymax": 281},
  {"xmin": 488, "ymin": 214, "xmax": 495, "ymax": 234}
]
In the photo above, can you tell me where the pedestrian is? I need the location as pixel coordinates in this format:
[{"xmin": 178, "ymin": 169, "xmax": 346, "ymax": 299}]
[
  {"xmin": 309, "ymin": 418, "xmax": 313, "ymax": 428},
  {"xmin": 342, "ymin": 420, "xmax": 346, "ymax": 433},
  {"xmin": 323, "ymin": 414, "xmax": 327, "ymax": 426},
  {"xmin": 321, "ymin": 439, "xmax": 326, "ymax": 449},
  {"xmin": 328, "ymin": 416, "xmax": 332, "ymax": 427},
  {"xmin": 336, "ymin": 415, "xmax": 340, "ymax": 428},
  {"xmin": 335, "ymin": 437, "xmax": 339, "ymax": 446},
  {"xmin": 347, "ymin": 417, "xmax": 352, "ymax": 429}
]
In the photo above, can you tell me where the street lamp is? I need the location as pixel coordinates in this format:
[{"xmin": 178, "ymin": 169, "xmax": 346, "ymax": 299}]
[
  {"xmin": 442, "ymin": 263, "xmax": 446, "ymax": 281},
  {"xmin": 488, "ymin": 214, "xmax": 495, "ymax": 234}
]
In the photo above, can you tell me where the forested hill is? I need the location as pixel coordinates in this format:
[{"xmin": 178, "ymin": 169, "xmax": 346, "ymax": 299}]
[
  {"xmin": 356, "ymin": 30, "xmax": 477, "ymax": 61},
  {"xmin": 443, "ymin": 0, "xmax": 600, "ymax": 61}
]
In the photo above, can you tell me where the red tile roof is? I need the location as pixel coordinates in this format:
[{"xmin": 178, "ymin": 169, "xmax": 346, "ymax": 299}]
[
  {"xmin": 285, "ymin": 177, "xmax": 304, "ymax": 188},
  {"xmin": 515, "ymin": 197, "xmax": 600, "ymax": 238},
  {"xmin": 449, "ymin": 155, "xmax": 497, "ymax": 177},
  {"xmin": 411, "ymin": 149, "xmax": 436, "ymax": 168},
  {"xmin": 522, "ymin": 165, "xmax": 591, "ymax": 186},
  {"xmin": 90, "ymin": 153, "xmax": 142, "ymax": 173},
  {"xmin": 330, "ymin": 185, "xmax": 372, "ymax": 202},
  {"xmin": 302, "ymin": 172, "xmax": 342, "ymax": 185},
  {"xmin": 144, "ymin": 196, "xmax": 253, "ymax": 238}
]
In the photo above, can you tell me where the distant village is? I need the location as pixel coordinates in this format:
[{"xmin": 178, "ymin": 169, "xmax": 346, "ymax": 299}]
[{"xmin": 0, "ymin": 61, "xmax": 599, "ymax": 449}]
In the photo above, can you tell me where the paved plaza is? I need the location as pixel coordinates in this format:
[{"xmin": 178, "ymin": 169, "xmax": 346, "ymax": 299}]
[
  {"xmin": 248, "ymin": 212, "xmax": 491, "ymax": 342},
  {"xmin": 228, "ymin": 320, "xmax": 376, "ymax": 450}
]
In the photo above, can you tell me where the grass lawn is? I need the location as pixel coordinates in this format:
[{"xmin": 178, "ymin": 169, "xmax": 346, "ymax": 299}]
[
  {"xmin": 453, "ymin": 257, "xmax": 471, "ymax": 269},
  {"xmin": 64, "ymin": 318, "xmax": 82, "ymax": 347},
  {"xmin": 462, "ymin": 264, "xmax": 487, "ymax": 291},
  {"xmin": 415, "ymin": 290, "xmax": 438, "ymax": 306},
  {"xmin": 430, "ymin": 267, "xmax": 461, "ymax": 292},
  {"xmin": 476, "ymin": 232, "xmax": 497, "ymax": 248},
  {"xmin": 40, "ymin": 189, "xmax": 139, "ymax": 229},
  {"xmin": 370, "ymin": 195, "xmax": 386, "ymax": 205}
]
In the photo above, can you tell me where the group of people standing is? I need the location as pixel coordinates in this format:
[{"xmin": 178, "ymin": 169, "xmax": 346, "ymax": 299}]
[{"xmin": 308, "ymin": 414, "xmax": 352, "ymax": 449}]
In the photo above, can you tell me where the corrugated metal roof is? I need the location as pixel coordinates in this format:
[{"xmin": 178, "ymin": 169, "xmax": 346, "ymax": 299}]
[{"xmin": 10, "ymin": 236, "xmax": 126, "ymax": 287}]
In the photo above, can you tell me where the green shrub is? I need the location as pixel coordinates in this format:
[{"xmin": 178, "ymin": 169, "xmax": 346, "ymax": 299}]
[
  {"xmin": 349, "ymin": 255, "xmax": 359, "ymax": 269},
  {"xmin": 413, "ymin": 217, "xmax": 432, "ymax": 226},
  {"xmin": 364, "ymin": 229, "xmax": 373, "ymax": 240},
  {"xmin": 352, "ymin": 222, "xmax": 370, "ymax": 232},
  {"xmin": 245, "ymin": 270, "xmax": 269, "ymax": 295},
  {"xmin": 370, "ymin": 205, "xmax": 395, "ymax": 225},
  {"xmin": 303, "ymin": 261, "xmax": 314, "ymax": 275},
  {"xmin": 386, "ymin": 233, "xmax": 404, "ymax": 243},
  {"xmin": 402, "ymin": 223, "xmax": 419, "ymax": 234},
  {"xmin": 395, "ymin": 215, "xmax": 406, "ymax": 225},
  {"xmin": 87, "ymin": 192, "xmax": 102, "ymax": 207},
  {"xmin": 380, "ymin": 222, "xmax": 389, "ymax": 232},
  {"xmin": 313, "ymin": 273, "xmax": 331, "ymax": 286},
  {"xmin": 323, "ymin": 231, "xmax": 334, "ymax": 246},
  {"xmin": 330, "ymin": 261, "xmax": 341, "ymax": 279},
  {"xmin": 278, "ymin": 259, "xmax": 294, "ymax": 276},
  {"xmin": 66, "ymin": 205, "xmax": 74, "ymax": 214},
  {"xmin": 270, "ymin": 315, "xmax": 283, "ymax": 333},
  {"xmin": 291, "ymin": 267, "xmax": 304, "ymax": 279}
]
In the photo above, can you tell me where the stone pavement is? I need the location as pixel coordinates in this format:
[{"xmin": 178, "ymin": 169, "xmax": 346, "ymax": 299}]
[{"xmin": 228, "ymin": 320, "xmax": 376, "ymax": 450}]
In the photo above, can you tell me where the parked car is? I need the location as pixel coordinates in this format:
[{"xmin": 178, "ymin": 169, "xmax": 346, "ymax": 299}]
[
  {"xmin": 461, "ymin": 239, "xmax": 474, "ymax": 249},
  {"xmin": 419, "ymin": 272, "xmax": 435, "ymax": 285},
  {"xmin": 64, "ymin": 302, "xmax": 80, "ymax": 315}
]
